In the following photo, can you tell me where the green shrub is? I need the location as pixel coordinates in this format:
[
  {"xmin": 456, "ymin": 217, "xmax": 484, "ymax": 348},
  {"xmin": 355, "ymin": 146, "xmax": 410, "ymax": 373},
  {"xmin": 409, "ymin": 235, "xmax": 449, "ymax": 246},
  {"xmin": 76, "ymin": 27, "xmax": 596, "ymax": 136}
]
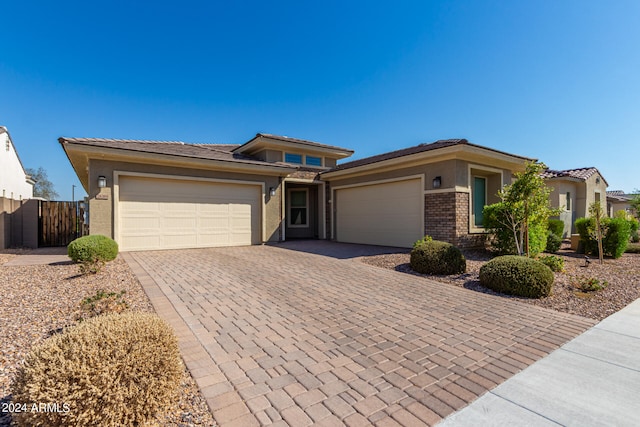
[
  {"xmin": 548, "ymin": 219, "xmax": 565, "ymax": 238},
  {"xmin": 11, "ymin": 312, "xmax": 182, "ymax": 427},
  {"xmin": 479, "ymin": 255, "xmax": 554, "ymax": 298},
  {"xmin": 631, "ymin": 231, "xmax": 640, "ymax": 244},
  {"xmin": 483, "ymin": 204, "xmax": 547, "ymax": 256},
  {"xmin": 572, "ymin": 276, "xmax": 608, "ymax": 292},
  {"xmin": 528, "ymin": 222, "xmax": 547, "ymax": 257},
  {"xmin": 483, "ymin": 203, "xmax": 521, "ymax": 255},
  {"xmin": 602, "ymin": 217, "xmax": 631, "ymax": 259},
  {"xmin": 575, "ymin": 217, "xmax": 630, "ymax": 259},
  {"xmin": 410, "ymin": 240, "xmax": 466, "ymax": 275},
  {"xmin": 75, "ymin": 290, "xmax": 129, "ymax": 321},
  {"xmin": 626, "ymin": 243, "xmax": 640, "ymax": 254},
  {"xmin": 68, "ymin": 235, "xmax": 119, "ymax": 274},
  {"xmin": 575, "ymin": 217, "xmax": 597, "ymax": 255},
  {"xmin": 538, "ymin": 255, "xmax": 565, "ymax": 272},
  {"xmin": 413, "ymin": 235, "xmax": 433, "ymax": 247},
  {"xmin": 545, "ymin": 230, "xmax": 562, "ymax": 253}
]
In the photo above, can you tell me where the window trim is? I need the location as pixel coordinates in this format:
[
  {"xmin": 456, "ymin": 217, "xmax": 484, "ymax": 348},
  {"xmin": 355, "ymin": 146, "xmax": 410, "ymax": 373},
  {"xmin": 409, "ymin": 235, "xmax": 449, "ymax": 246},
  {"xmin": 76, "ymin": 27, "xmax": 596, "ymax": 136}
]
[{"xmin": 287, "ymin": 188, "xmax": 309, "ymax": 228}]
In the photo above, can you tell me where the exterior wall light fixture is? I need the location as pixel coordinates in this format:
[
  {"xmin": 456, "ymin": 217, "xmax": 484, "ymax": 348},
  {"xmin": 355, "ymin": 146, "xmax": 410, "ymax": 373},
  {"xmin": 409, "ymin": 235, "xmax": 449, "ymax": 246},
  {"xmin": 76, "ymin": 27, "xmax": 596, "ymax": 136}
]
[
  {"xmin": 433, "ymin": 176, "xmax": 442, "ymax": 188},
  {"xmin": 97, "ymin": 176, "xmax": 107, "ymax": 188},
  {"xmin": 269, "ymin": 187, "xmax": 276, "ymax": 197}
]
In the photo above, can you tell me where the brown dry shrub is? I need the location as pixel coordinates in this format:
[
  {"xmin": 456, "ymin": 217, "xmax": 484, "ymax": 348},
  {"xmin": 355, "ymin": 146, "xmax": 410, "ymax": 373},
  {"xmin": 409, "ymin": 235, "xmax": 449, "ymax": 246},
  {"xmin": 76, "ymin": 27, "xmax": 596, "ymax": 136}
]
[{"xmin": 11, "ymin": 312, "xmax": 182, "ymax": 426}]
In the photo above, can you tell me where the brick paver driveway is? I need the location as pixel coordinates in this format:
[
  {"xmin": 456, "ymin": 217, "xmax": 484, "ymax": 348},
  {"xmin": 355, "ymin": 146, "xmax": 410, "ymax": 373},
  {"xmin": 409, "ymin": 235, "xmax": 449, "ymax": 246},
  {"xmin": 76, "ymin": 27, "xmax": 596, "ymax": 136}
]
[{"xmin": 123, "ymin": 242, "xmax": 596, "ymax": 426}]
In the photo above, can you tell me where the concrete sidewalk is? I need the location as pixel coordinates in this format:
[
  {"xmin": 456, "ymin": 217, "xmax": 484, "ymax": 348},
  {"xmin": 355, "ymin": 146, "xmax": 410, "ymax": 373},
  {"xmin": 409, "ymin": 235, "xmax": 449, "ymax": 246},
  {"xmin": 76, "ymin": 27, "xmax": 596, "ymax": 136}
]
[
  {"xmin": 438, "ymin": 297, "xmax": 640, "ymax": 426},
  {"xmin": 2, "ymin": 247, "xmax": 72, "ymax": 266}
]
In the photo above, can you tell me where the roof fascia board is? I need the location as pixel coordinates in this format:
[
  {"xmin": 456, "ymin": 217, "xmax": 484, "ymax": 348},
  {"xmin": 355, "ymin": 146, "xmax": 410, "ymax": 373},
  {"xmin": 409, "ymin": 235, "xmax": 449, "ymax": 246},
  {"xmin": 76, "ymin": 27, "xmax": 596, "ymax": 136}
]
[
  {"xmin": 235, "ymin": 135, "xmax": 353, "ymax": 158},
  {"xmin": 63, "ymin": 143, "xmax": 296, "ymax": 175}
]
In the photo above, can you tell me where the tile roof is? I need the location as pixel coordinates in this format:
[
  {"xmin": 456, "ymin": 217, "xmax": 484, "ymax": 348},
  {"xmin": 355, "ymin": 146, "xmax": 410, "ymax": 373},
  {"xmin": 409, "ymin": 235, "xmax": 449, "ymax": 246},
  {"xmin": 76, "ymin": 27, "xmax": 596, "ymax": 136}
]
[
  {"xmin": 541, "ymin": 167, "xmax": 599, "ymax": 181},
  {"xmin": 607, "ymin": 190, "xmax": 635, "ymax": 201},
  {"xmin": 326, "ymin": 139, "xmax": 532, "ymax": 172},
  {"xmin": 235, "ymin": 133, "xmax": 354, "ymax": 154},
  {"xmin": 58, "ymin": 137, "xmax": 293, "ymax": 169}
]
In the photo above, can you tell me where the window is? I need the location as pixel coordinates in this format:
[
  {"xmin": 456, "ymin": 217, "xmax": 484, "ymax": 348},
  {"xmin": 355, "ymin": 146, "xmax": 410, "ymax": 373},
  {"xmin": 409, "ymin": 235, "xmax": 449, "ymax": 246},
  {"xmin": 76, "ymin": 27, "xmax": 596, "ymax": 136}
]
[
  {"xmin": 284, "ymin": 153, "xmax": 303, "ymax": 164},
  {"xmin": 566, "ymin": 192, "xmax": 571, "ymax": 211},
  {"xmin": 288, "ymin": 189, "xmax": 308, "ymax": 227},
  {"xmin": 305, "ymin": 156, "xmax": 322, "ymax": 166},
  {"xmin": 5, "ymin": 140, "xmax": 9, "ymax": 151},
  {"xmin": 595, "ymin": 192, "xmax": 601, "ymax": 204},
  {"xmin": 473, "ymin": 176, "xmax": 486, "ymax": 227}
]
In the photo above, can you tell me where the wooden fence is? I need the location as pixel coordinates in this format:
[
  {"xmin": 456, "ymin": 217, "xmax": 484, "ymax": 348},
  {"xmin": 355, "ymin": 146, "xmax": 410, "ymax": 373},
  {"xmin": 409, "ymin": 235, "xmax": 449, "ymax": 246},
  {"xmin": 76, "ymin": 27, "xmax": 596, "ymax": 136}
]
[{"xmin": 39, "ymin": 201, "xmax": 87, "ymax": 247}]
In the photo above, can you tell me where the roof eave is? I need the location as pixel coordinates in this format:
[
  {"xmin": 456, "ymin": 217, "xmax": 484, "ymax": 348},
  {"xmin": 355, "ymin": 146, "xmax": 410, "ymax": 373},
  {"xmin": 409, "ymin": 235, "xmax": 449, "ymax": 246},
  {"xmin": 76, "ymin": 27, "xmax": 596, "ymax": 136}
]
[
  {"xmin": 322, "ymin": 144, "xmax": 532, "ymax": 179},
  {"xmin": 60, "ymin": 140, "xmax": 297, "ymax": 188},
  {"xmin": 233, "ymin": 134, "xmax": 354, "ymax": 158}
]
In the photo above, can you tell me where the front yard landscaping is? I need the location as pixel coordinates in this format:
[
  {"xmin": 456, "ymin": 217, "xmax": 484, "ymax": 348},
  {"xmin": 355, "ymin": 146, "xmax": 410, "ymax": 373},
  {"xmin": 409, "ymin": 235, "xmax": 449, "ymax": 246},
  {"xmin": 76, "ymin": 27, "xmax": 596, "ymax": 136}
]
[
  {"xmin": 360, "ymin": 242, "xmax": 640, "ymax": 321},
  {"xmin": 0, "ymin": 251, "xmax": 215, "ymax": 427}
]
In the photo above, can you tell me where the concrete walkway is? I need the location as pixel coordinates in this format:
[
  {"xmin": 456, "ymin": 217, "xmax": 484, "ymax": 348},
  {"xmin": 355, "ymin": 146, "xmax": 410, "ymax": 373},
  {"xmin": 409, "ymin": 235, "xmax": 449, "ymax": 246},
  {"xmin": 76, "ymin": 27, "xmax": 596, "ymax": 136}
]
[
  {"xmin": 2, "ymin": 247, "xmax": 72, "ymax": 266},
  {"xmin": 122, "ymin": 242, "xmax": 596, "ymax": 426},
  {"xmin": 439, "ymin": 298, "xmax": 640, "ymax": 426}
]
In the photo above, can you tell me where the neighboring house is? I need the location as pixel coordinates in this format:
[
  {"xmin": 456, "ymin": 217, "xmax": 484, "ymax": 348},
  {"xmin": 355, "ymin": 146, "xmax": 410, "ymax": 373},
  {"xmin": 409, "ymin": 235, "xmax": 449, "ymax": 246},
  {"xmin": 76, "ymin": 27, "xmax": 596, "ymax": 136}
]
[
  {"xmin": 607, "ymin": 191, "xmax": 637, "ymax": 218},
  {"xmin": 1, "ymin": 126, "xmax": 35, "ymax": 200},
  {"xmin": 59, "ymin": 134, "xmax": 531, "ymax": 251},
  {"xmin": 542, "ymin": 167, "xmax": 608, "ymax": 237}
]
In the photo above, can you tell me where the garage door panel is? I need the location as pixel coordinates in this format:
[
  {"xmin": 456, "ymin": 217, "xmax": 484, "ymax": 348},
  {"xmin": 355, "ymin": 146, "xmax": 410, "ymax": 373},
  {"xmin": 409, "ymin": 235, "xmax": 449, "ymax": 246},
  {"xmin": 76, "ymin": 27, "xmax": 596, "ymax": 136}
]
[
  {"xmin": 336, "ymin": 179, "xmax": 422, "ymax": 248},
  {"xmin": 118, "ymin": 176, "xmax": 261, "ymax": 251}
]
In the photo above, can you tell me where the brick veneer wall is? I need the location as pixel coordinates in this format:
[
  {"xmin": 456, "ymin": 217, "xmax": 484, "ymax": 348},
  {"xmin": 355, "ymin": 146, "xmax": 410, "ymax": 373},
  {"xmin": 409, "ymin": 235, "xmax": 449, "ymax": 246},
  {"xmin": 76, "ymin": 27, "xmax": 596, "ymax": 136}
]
[{"xmin": 424, "ymin": 192, "xmax": 485, "ymax": 248}]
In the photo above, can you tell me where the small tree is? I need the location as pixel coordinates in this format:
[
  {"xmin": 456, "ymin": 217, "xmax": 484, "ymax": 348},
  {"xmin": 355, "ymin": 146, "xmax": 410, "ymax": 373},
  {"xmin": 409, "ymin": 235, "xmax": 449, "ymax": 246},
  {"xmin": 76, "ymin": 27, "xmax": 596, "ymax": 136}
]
[
  {"xmin": 26, "ymin": 166, "xmax": 59, "ymax": 200},
  {"xmin": 589, "ymin": 201, "xmax": 605, "ymax": 264},
  {"xmin": 630, "ymin": 191, "xmax": 640, "ymax": 221},
  {"xmin": 484, "ymin": 161, "xmax": 560, "ymax": 257}
]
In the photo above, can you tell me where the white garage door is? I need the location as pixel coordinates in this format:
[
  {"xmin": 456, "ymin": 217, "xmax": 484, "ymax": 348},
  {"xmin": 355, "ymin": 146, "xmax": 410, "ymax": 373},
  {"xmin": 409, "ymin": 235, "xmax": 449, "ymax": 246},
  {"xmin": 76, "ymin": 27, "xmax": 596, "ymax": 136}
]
[
  {"xmin": 335, "ymin": 178, "xmax": 423, "ymax": 248},
  {"xmin": 118, "ymin": 176, "xmax": 261, "ymax": 251}
]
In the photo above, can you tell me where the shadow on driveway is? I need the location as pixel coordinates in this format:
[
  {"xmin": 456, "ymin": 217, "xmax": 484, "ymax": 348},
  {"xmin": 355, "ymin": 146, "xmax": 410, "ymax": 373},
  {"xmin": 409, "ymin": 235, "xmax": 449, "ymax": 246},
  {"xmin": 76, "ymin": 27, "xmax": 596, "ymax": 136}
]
[{"xmin": 270, "ymin": 240, "xmax": 409, "ymax": 260}]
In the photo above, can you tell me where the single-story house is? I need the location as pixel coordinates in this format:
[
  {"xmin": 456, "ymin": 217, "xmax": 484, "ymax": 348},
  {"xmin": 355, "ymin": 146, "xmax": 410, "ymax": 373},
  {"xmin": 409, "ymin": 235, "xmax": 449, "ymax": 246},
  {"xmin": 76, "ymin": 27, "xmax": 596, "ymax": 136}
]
[
  {"xmin": 607, "ymin": 191, "xmax": 637, "ymax": 218},
  {"xmin": 542, "ymin": 167, "xmax": 608, "ymax": 237},
  {"xmin": 60, "ymin": 134, "xmax": 532, "ymax": 251}
]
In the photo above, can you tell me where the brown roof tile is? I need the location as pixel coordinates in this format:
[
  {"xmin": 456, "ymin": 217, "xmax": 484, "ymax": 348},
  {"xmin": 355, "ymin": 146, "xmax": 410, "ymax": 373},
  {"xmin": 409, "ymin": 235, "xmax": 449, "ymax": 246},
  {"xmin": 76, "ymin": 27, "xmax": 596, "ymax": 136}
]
[
  {"xmin": 326, "ymin": 139, "xmax": 531, "ymax": 172},
  {"xmin": 235, "ymin": 133, "xmax": 354, "ymax": 154},
  {"xmin": 58, "ymin": 137, "xmax": 293, "ymax": 169},
  {"xmin": 541, "ymin": 167, "xmax": 599, "ymax": 181}
]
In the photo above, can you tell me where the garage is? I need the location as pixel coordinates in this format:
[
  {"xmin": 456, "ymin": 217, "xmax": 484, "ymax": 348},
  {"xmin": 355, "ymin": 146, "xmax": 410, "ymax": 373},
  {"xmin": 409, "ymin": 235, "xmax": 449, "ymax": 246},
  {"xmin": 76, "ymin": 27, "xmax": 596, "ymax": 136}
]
[
  {"xmin": 117, "ymin": 175, "xmax": 262, "ymax": 251},
  {"xmin": 334, "ymin": 178, "xmax": 423, "ymax": 248}
]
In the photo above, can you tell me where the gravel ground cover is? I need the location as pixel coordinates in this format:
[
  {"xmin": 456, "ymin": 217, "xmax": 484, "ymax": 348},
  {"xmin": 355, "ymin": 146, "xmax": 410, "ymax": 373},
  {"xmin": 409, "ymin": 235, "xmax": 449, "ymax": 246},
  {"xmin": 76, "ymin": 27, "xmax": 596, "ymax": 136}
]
[
  {"xmin": 0, "ymin": 252, "xmax": 215, "ymax": 427},
  {"xmin": 359, "ymin": 242, "xmax": 640, "ymax": 321}
]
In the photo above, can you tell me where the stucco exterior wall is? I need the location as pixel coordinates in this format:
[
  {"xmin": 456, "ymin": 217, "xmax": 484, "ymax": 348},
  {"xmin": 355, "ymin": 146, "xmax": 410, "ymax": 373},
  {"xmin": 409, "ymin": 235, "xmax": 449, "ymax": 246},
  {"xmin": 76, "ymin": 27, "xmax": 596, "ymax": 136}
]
[
  {"xmin": 547, "ymin": 181, "xmax": 578, "ymax": 237},
  {"xmin": 585, "ymin": 172, "xmax": 608, "ymax": 215},
  {"xmin": 0, "ymin": 131, "xmax": 33, "ymax": 200},
  {"xmin": 88, "ymin": 159, "xmax": 283, "ymax": 242},
  {"xmin": 327, "ymin": 159, "xmax": 457, "ymax": 191}
]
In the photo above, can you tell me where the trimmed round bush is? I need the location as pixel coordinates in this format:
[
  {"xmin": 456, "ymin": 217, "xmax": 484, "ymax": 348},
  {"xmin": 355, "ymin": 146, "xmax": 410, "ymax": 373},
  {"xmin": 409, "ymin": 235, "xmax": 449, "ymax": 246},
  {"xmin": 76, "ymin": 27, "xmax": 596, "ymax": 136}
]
[
  {"xmin": 68, "ymin": 235, "xmax": 118, "ymax": 263},
  {"xmin": 548, "ymin": 219, "xmax": 565, "ymax": 238},
  {"xmin": 410, "ymin": 240, "xmax": 466, "ymax": 275},
  {"xmin": 479, "ymin": 255, "xmax": 554, "ymax": 298},
  {"xmin": 11, "ymin": 312, "xmax": 182, "ymax": 426},
  {"xmin": 545, "ymin": 230, "xmax": 562, "ymax": 253},
  {"xmin": 538, "ymin": 255, "xmax": 565, "ymax": 272}
]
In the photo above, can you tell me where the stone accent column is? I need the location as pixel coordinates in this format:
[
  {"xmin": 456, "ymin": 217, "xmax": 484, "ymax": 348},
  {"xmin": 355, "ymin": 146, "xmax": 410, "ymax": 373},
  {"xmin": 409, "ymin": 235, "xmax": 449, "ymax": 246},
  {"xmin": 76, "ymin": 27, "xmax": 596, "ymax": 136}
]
[
  {"xmin": 424, "ymin": 192, "xmax": 457, "ymax": 243},
  {"xmin": 424, "ymin": 191, "xmax": 485, "ymax": 248}
]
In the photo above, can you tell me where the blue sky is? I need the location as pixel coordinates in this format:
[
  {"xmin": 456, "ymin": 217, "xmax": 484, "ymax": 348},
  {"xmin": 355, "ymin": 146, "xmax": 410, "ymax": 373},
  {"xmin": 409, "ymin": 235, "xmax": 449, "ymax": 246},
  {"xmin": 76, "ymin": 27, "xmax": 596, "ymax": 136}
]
[{"xmin": 2, "ymin": 1, "xmax": 639, "ymax": 200}]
